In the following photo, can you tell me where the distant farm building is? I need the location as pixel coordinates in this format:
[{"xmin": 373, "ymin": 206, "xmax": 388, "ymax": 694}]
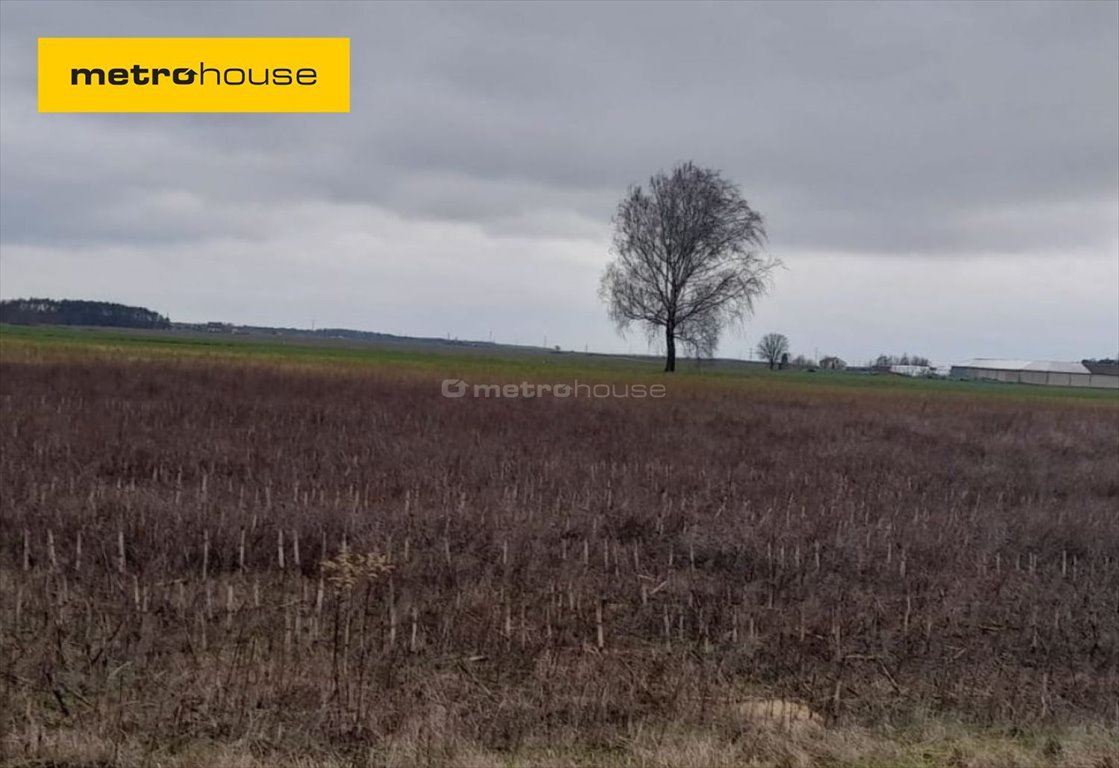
[{"xmin": 950, "ymin": 359, "xmax": 1119, "ymax": 389}]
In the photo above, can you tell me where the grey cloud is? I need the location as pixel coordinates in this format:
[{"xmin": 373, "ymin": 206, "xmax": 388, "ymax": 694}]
[
  {"xmin": 2, "ymin": 0, "xmax": 1117, "ymax": 256},
  {"xmin": 2, "ymin": 0, "xmax": 1119, "ymax": 255}
]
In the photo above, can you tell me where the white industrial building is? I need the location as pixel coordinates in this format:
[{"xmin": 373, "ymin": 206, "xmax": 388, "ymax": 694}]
[{"xmin": 949, "ymin": 359, "xmax": 1119, "ymax": 389}]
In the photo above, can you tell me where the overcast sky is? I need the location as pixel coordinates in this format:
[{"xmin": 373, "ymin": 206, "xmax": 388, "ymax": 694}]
[{"xmin": 1, "ymin": 1, "xmax": 1116, "ymax": 364}]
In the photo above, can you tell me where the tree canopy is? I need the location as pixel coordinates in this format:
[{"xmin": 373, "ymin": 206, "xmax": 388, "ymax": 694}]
[{"xmin": 756, "ymin": 332, "xmax": 789, "ymax": 370}]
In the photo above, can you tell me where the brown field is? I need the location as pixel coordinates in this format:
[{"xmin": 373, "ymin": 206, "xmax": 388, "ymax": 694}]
[{"xmin": 2, "ymin": 346, "xmax": 1118, "ymax": 767}]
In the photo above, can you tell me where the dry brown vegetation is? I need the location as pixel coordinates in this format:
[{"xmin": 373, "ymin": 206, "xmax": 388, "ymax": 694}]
[{"xmin": 1, "ymin": 353, "xmax": 1117, "ymax": 767}]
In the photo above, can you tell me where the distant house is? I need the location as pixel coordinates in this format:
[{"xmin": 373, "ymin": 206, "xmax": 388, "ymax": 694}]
[
  {"xmin": 818, "ymin": 356, "xmax": 846, "ymax": 371},
  {"xmin": 950, "ymin": 359, "xmax": 1118, "ymax": 389}
]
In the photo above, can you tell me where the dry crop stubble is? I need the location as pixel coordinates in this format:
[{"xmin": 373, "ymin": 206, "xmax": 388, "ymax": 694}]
[{"xmin": 1, "ymin": 349, "xmax": 1117, "ymax": 766}]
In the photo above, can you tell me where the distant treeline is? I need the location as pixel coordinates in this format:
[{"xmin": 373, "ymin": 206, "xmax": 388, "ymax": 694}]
[
  {"xmin": 0, "ymin": 298, "xmax": 171, "ymax": 329},
  {"xmin": 175, "ymin": 321, "xmax": 500, "ymax": 349},
  {"xmin": 873, "ymin": 353, "xmax": 931, "ymax": 368}
]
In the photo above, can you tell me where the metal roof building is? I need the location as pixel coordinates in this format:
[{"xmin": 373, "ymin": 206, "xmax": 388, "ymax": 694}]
[{"xmin": 949, "ymin": 359, "xmax": 1118, "ymax": 389}]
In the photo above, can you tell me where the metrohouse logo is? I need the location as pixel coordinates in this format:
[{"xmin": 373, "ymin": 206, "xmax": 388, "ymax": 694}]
[
  {"xmin": 39, "ymin": 38, "xmax": 350, "ymax": 113},
  {"xmin": 68, "ymin": 63, "xmax": 320, "ymax": 87}
]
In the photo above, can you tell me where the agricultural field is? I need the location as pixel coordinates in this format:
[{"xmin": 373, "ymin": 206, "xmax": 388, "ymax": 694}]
[{"xmin": 1, "ymin": 326, "xmax": 1118, "ymax": 767}]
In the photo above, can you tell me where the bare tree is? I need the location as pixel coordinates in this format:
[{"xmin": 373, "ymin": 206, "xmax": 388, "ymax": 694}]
[
  {"xmin": 600, "ymin": 162, "xmax": 777, "ymax": 372},
  {"xmin": 757, "ymin": 333, "xmax": 789, "ymax": 370},
  {"xmin": 874, "ymin": 353, "xmax": 931, "ymax": 369}
]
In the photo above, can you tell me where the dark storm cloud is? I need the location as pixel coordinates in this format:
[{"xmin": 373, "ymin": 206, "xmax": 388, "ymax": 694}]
[{"xmin": 0, "ymin": 0, "xmax": 1116, "ymax": 254}]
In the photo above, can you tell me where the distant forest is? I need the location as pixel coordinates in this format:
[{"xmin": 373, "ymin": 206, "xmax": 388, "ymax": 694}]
[{"xmin": 0, "ymin": 298, "xmax": 171, "ymax": 329}]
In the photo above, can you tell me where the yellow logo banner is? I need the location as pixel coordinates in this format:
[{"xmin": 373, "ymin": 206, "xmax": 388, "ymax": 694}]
[{"xmin": 38, "ymin": 37, "xmax": 350, "ymax": 113}]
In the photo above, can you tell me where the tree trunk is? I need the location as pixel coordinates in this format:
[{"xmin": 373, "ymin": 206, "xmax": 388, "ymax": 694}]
[{"xmin": 664, "ymin": 324, "xmax": 676, "ymax": 372}]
